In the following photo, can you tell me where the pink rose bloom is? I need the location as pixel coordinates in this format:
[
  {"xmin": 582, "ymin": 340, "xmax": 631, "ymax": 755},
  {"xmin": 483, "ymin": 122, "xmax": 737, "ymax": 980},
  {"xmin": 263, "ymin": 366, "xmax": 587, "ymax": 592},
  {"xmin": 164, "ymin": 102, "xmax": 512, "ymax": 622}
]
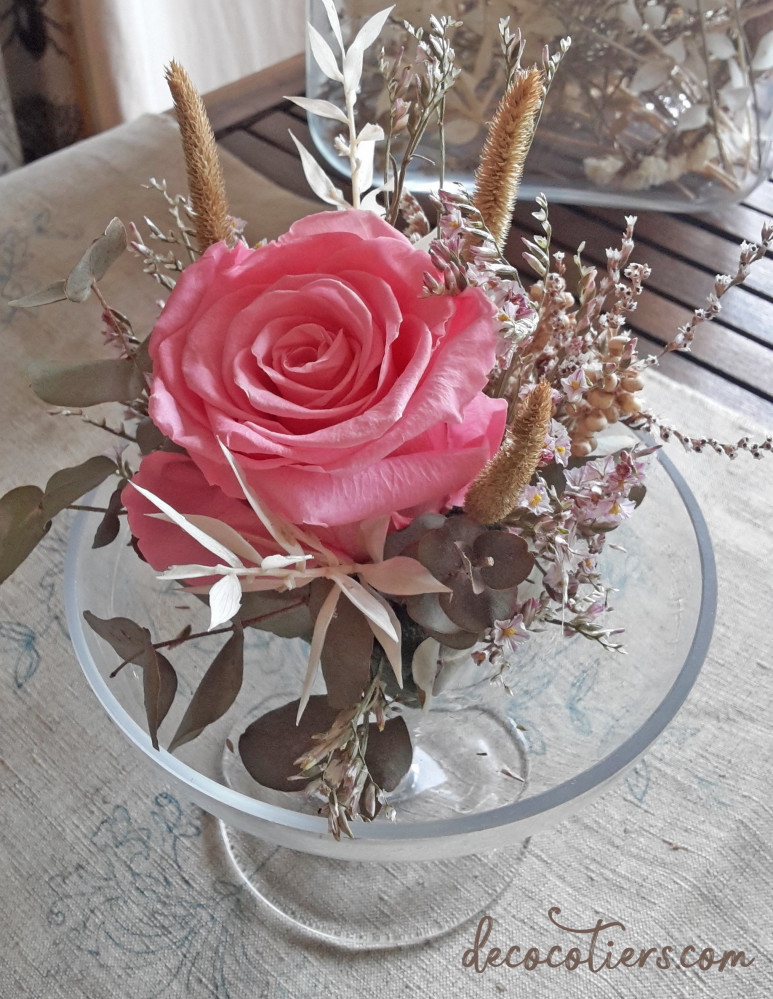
[{"xmin": 148, "ymin": 209, "xmax": 506, "ymax": 534}]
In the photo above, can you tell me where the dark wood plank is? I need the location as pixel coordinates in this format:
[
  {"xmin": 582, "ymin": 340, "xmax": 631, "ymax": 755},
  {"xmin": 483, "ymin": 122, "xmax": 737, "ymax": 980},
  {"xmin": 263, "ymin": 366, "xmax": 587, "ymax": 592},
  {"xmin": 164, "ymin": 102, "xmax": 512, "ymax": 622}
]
[
  {"xmin": 512, "ymin": 202, "xmax": 773, "ymax": 349},
  {"xmin": 591, "ymin": 205, "xmax": 773, "ymax": 298},
  {"xmin": 205, "ymin": 54, "xmax": 305, "ymax": 134}
]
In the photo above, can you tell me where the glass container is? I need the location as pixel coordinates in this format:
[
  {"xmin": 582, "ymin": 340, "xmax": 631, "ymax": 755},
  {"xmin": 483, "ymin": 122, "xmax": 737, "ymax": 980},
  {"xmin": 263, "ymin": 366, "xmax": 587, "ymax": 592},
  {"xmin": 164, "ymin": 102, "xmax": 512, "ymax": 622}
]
[
  {"xmin": 65, "ymin": 437, "xmax": 716, "ymax": 947},
  {"xmin": 305, "ymin": 0, "xmax": 773, "ymax": 211}
]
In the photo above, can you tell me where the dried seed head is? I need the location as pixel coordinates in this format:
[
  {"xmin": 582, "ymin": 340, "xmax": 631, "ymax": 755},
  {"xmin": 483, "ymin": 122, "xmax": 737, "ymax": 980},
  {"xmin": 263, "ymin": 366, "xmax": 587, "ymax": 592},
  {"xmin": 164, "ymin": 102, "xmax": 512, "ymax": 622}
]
[
  {"xmin": 166, "ymin": 61, "xmax": 232, "ymax": 251},
  {"xmin": 473, "ymin": 66, "xmax": 544, "ymax": 251},
  {"xmin": 465, "ymin": 380, "xmax": 553, "ymax": 525}
]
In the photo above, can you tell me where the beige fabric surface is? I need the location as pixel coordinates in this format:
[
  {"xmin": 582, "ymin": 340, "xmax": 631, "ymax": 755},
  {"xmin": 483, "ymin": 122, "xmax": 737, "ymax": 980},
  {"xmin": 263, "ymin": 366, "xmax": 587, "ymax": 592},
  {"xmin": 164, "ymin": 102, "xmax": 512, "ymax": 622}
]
[{"xmin": 0, "ymin": 113, "xmax": 771, "ymax": 998}]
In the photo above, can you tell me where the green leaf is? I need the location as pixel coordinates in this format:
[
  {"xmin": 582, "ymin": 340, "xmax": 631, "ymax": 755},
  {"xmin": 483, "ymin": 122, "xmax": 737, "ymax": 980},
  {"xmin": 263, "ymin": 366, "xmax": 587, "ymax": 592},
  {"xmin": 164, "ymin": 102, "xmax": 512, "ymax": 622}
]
[
  {"xmin": 238, "ymin": 695, "xmax": 339, "ymax": 792},
  {"xmin": 167, "ymin": 624, "xmax": 244, "ymax": 752},
  {"xmin": 65, "ymin": 217, "xmax": 128, "ymax": 302},
  {"xmin": 0, "ymin": 485, "xmax": 48, "ymax": 583},
  {"xmin": 42, "ymin": 455, "xmax": 117, "ymax": 520},
  {"xmin": 83, "ymin": 611, "xmax": 175, "ymax": 749},
  {"xmin": 92, "ymin": 482, "xmax": 126, "ymax": 549},
  {"xmin": 30, "ymin": 357, "xmax": 145, "ymax": 407},
  {"xmin": 8, "ymin": 280, "xmax": 68, "ymax": 308}
]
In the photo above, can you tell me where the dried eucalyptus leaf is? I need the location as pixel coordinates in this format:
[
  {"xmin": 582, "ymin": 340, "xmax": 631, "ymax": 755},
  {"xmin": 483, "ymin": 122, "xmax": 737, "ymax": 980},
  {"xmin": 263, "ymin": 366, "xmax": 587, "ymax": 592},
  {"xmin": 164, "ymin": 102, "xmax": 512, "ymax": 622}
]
[
  {"xmin": 238, "ymin": 695, "xmax": 338, "ymax": 792},
  {"xmin": 134, "ymin": 336, "xmax": 153, "ymax": 374},
  {"xmin": 8, "ymin": 280, "xmax": 67, "ymax": 308},
  {"xmin": 92, "ymin": 482, "xmax": 126, "ymax": 549},
  {"xmin": 364, "ymin": 716, "xmax": 412, "ymax": 792},
  {"xmin": 144, "ymin": 650, "xmax": 177, "ymax": 750},
  {"xmin": 31, "ymin": 357, "xmax": 145, "ymax": 407},
  {"xmin": 0, "ymin": 485, "xmax": 48, "ymax": 583},
  {"xmin": 83, "ymin": 611, "xmax": 153, "ymax": 665},
  {"xmin": 411, "ymin": 637, "xmax": 440, "ymax": 710},
  {"xmin": 167, "ymin": 625, "xmax": 244, "ymax": 752},
  {"xmin": 42, "ymin": 455, "xmax": 117, "ymax": 520},
  {"xmin": 136, "ymin": 417, "xmax": 165, "ymax": 455},
  {"xmin": 65, "ymin": 217, "xmax": 127, "ymax": 302}
]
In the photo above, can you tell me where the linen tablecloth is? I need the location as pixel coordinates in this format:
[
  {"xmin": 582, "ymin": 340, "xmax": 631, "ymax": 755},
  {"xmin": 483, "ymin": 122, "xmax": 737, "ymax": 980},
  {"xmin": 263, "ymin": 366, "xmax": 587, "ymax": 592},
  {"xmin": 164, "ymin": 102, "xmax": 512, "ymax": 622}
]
[{"xmin": 0, "ymin": 113, "xmax": 771, "ymax": 999}]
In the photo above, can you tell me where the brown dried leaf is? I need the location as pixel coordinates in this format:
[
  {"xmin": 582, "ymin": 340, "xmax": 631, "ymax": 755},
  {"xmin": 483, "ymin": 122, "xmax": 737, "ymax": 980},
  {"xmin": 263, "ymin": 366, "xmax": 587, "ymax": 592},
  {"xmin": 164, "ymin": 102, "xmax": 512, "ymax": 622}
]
[
  {"xmin": 310, "ymin": 578, "xmax": 373, "ymax": 709},
  {"xmin": 474, "ymin": 531, "xmax": 534, "ymax": 590},
  {"xmin": 83, "ymin": 611, "xmax": 175, "ymax": 749},
  {"xmin": 167, "ymin": 624, "xmax": 244, "ymax": 752},
  {"xmin": 42, "ymin": 455, "xmax": 117, "ymax": 520},
  {"xmin": 143, "ymin": 650, "xmax": 178, "ymax": 750},
  {"xmin": 92, "ymin": 482, "xmax": 126, "ymax": 549},
  {"xmin": 0, "ymin": 485, "xmax": 48, "ymax": 583},
  {"xmin": 238, "ymin": 695, "xmax": 339, "ymax": 792}
]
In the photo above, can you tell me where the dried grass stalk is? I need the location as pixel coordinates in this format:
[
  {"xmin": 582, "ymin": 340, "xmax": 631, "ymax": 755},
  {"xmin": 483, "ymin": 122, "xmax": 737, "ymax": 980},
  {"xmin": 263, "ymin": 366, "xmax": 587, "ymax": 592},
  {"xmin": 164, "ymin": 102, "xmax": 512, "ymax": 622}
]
[
  {"xmin": 473, "ymin": 66, "xmax": 544, "ymax": 251},
  {"xmin": 166, "ymin": 61, "xmax": 231, "ymax": 251},
  {"xmin": 465, "ymin": 380, "xmax": 553, "ymax": 525}
]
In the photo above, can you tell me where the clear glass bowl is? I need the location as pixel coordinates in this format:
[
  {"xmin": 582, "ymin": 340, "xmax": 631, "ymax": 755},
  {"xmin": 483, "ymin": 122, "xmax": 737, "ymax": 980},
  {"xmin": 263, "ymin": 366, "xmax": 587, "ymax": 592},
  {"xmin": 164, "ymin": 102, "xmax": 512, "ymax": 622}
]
[
  {"xmin": 65, "ymin": 440, "xmax": 715, "ymax": 945},
  {"xmin": 306, "ymin": 0, "xmax": 773, "ymax": 211}
]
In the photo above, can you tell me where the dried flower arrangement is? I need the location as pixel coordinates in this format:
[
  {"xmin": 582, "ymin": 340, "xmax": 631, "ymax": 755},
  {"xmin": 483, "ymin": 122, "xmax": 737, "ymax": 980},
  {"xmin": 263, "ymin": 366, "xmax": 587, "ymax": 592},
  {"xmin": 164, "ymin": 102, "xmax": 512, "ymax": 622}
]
[
  {"xmin": 308, "ymin": 0, "xmax": 773, "ymax": 203},
  {"xmin": 1, "ymin": 2, "xmax": 771, "ymax": 839}
]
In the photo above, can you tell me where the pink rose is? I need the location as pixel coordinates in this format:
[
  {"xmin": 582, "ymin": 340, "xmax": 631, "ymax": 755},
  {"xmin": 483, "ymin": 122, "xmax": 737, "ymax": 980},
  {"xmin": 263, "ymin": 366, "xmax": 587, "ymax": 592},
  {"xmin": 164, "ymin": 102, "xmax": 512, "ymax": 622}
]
[{"xmin": 148, "ymin": 209, "xmax": 506, "ymax": 533}]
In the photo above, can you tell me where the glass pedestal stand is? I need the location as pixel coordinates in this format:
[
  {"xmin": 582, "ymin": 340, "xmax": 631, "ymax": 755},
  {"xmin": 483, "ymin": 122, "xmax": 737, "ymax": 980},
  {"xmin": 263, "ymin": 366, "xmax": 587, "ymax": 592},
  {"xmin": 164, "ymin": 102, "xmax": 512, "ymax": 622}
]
[{"xmin": 66, "ymin": 437, "xmax": 715, "ymax": 950}]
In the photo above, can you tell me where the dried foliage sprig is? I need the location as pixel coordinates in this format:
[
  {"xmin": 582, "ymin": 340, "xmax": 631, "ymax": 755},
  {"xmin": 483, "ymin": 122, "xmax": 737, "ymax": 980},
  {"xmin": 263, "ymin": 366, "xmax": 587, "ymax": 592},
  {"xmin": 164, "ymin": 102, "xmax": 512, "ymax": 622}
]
[
  {"xmin": 465, "ymin": 381, "xmax": 553, "ymax": 525},
  {"xmin": 473, "ymin": 66, "xmax": 544, "ymax": 252},
  {"xmin": 165, "ymin": 61, "xmax": 232, "ymax": 251}
]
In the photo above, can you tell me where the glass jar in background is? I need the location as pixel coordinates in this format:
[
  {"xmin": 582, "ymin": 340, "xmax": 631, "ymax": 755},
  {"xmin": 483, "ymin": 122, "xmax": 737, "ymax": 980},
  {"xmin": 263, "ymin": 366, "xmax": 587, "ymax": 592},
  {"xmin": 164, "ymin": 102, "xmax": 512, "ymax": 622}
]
[{"xmin": 305, "ymin": 0, "xmax": 773, "ymax": 211}]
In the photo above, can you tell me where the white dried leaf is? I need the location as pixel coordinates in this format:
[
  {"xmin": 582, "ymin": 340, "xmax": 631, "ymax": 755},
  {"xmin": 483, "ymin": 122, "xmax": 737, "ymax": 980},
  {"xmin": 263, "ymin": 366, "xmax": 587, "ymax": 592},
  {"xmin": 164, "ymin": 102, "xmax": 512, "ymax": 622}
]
[
  {"xmin": 308, "ymin": 24, "xmax": 343, "ymax": 82},
  {"xmin": 334, "ymin": 573, "xmax": 399, "ymax": 642},
  {"xmin": 643, "ymin": 4, "xmax": 665, "ymax": 29},
  {"xmin": 719, "ymin": 84, "xmax": 752, "ymax": 112},
  {"xmin": 208, "ymin": 573, "xmax": 242, "ymax": 631},
  {"xmin": 707, "ymin": 33, "xmax": 735, "ymax": 60},
  {"xmin": 355, "ymin": 139, "xmax": 377, "ymax": 195},
  {"xmin": 297, "ymin": 584, "xmax": 340, "ymax": 721},
  {"xmin": 357, "ymin": 122, "xmax": 385, "ymax": 143},
  {"xmin": 753, "ymin": 30, "xmax": 773, "ymax": 71},
  {"xmin": 663, "ymin": 38, "xmax": 686, "ymax": 64},
  {"xmin": 360, "ymin": 584, "xmax": 403, "ymax": 687},
  {"xmin": 320, "ymin": 0, "xmax": 344, "ymax": 52},
  {"xmin": 676, "ymin": 104, "xmax": 709, "ymax": 132},
  {"xmin": 412, "ymin": 637, "xmax": 440, "ymax": 711},
  {"xmin": 287, "ymin": 95, "xmax": 348, "ymax": 124},
  {"xmin": 343, "ymin": 5, "xmax": 394, "ymax": 92},
  {"xmin": 629, "ymin": 60, "xmax": 668, "ymax": 95},
  {"xmin": 128, "ymin": 481, "xmax": 242, "ymax": 567},
  {"xmin": 289, "ymin": 131, "xmax": 349, "ymax": 209}
]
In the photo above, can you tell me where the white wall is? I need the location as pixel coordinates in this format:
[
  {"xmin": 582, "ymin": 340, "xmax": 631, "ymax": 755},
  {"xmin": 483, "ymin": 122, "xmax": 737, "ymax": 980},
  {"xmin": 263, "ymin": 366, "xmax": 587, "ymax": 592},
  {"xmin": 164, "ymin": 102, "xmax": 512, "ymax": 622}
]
[{"xmin": 71, "ymin": 0, "xmax": 306, "ymax": 133}]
